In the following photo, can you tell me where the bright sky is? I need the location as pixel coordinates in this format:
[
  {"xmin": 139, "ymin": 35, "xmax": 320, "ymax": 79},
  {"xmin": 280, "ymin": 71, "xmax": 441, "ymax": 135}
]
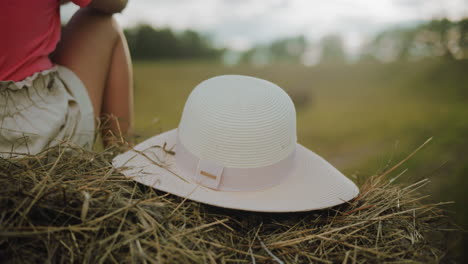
[{"xmin": 62, "ymin": 0, "xmax": 468, "ymax": 53}]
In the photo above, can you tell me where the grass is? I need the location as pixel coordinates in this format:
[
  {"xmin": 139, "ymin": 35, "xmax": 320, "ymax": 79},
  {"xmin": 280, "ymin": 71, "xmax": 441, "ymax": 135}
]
[{"xmin": 133, "ymin": 59, "xmax": 467, "ymax": 179}]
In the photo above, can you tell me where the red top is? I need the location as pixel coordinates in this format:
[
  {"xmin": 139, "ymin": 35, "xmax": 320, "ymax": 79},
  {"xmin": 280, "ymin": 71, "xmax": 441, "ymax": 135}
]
[{"xmin": 0, "ymin": 0, "xmax": 91, "ymax": 81}]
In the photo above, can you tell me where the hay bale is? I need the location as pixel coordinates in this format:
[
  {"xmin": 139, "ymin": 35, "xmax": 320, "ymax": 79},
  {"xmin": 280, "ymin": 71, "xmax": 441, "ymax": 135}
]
[{"xmin": 0, "ymin": 144, "xmax": 460, "ymax": 263}]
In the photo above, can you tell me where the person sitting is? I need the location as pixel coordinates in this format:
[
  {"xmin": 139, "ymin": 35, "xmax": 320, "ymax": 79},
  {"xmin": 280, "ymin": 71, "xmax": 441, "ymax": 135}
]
[{"xmin": 0, "ymin": 0, "xmax": 134, "ymax": 156}]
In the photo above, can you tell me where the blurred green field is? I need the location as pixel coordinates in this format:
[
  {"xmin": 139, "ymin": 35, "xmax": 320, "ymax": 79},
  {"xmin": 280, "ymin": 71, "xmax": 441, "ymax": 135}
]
[{"xmin": 133, "ymin": 59, "xmax": 467, "ymax": 239}]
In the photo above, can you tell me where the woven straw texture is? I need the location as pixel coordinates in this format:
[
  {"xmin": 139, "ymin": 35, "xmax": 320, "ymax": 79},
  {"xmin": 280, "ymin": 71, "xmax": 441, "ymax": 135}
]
[{"xmin": 178, "ymin": 75, "xmax": 296, "ymax": 168}]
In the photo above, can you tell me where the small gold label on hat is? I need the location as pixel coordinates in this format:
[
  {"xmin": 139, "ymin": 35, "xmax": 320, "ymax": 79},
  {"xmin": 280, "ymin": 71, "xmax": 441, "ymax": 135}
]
[
  {"xmin": 196, "ymin": 159, "xmax": 224, "ymax": 189},
  {"xmin": 200, "ymin": 170, "xmax": 217, "ymax": 179}
]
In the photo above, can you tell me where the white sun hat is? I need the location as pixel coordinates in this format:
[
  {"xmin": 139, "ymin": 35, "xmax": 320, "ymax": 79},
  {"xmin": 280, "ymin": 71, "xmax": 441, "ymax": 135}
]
[{"xmin": 113, "ymin": 75, "xmax": 359, "ymax": 212}]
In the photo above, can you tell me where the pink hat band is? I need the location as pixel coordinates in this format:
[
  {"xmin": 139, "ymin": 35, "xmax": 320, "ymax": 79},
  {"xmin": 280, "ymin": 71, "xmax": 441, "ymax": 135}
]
[{"xmin": 175, "ymin": 133, "xmax": 296, "ymax": 192}]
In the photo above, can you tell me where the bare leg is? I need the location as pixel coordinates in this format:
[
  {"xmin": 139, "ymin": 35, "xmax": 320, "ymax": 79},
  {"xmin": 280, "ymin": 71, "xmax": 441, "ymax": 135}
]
[
  {"xmin": 52, "ymin": 7, "xmax": 133, "ymax": 146},
  {"xmin": 101, "ymin": 30, "xmax": 134, "ymax": 144}
]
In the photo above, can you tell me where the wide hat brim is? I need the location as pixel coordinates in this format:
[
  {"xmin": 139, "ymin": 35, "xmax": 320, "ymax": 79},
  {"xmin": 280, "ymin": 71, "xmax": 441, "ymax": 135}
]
[{"xmin": 113, "ymin": 129, "xmax": 359, "ymax": 212}]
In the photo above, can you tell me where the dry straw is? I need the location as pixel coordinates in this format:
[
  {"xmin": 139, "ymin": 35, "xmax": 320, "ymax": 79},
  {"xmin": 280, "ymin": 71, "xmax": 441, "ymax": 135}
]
[{"xmin": 0, "ymin": 140, "xmax": 461, "ymax": 263}]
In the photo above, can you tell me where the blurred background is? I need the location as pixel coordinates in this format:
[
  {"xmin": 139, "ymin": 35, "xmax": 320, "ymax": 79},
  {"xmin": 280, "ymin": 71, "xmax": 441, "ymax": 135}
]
[{"xmin": 63, "ymin": 0, "xmax": 467, "ymax": 259}]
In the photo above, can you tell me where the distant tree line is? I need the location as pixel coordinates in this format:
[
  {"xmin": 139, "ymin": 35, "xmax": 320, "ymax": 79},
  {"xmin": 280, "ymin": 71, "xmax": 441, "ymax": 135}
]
[
  {"xmin": 239, "ymin": 36, "xmax": 308, "ymax": 65},
  {"xmin": 124, "ymin": 18, "xmax": 468, "ymax": 64},
  {"xmin": 241, "ymin": 18, "xmax": 468, "ymax": 65},
  {"xmin": 361, "ymin": 18, "xmax": 468, "ymax": 62},
  {"xmin": 124, "ymin": 25, "xmax": 224, "ymax": 60}
]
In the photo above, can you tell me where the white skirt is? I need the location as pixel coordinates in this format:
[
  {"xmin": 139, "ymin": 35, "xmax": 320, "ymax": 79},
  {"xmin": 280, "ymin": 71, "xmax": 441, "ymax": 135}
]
[{"xmin": 0, "ymin": 66, "xmax": 95, "ymax": 157}]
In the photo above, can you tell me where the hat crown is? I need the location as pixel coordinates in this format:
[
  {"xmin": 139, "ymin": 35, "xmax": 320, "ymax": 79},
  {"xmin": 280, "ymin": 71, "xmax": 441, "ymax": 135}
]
[{"xmin": 178, "ymin": 75, "xmax": 296, "ymax": 168}]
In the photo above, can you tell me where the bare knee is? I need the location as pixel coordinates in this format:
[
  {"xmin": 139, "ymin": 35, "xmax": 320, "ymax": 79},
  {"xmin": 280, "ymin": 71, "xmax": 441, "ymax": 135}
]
[
  {"xmin": 53, "ymin": 8, "xmax": 126, "ymax": 118},
  {"xmin": 66, "ymin": 7, "xmax": 122, "ymax": 41}
]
